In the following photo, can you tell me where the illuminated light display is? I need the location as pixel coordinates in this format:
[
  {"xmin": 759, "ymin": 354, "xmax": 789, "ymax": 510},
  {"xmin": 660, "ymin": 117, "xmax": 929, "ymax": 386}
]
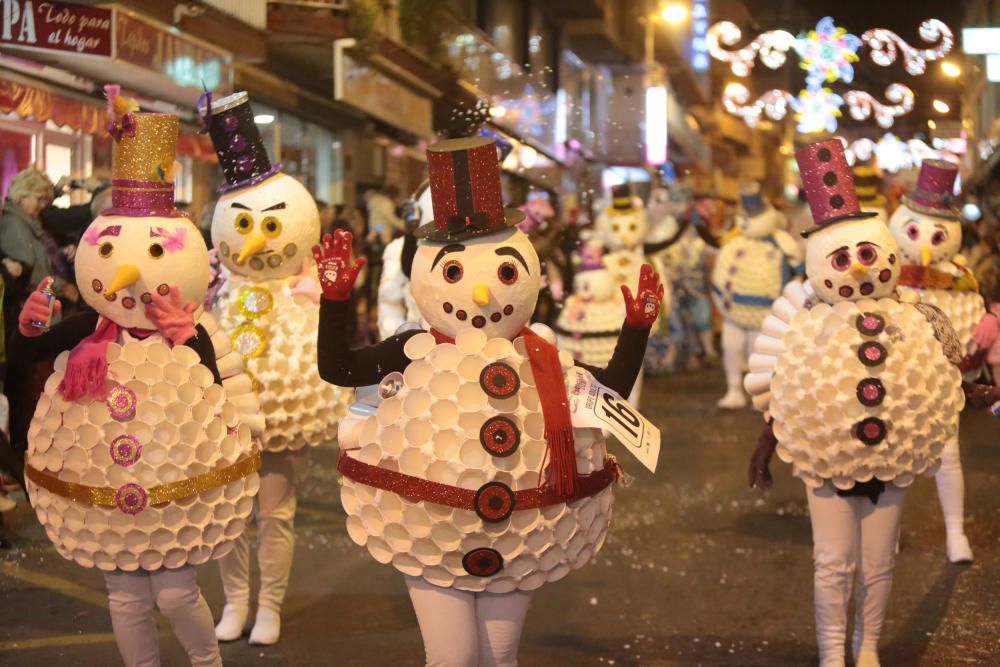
[
  {"xmin": 793, "ymin": 86, "xmax": 845, "ymax": 134},
  {"xmin": 706, "ymin": 21, "xmax": 796, "ymax": 77},
  {"xmin": 860, "ymin": 19, "xmax": 954, "ymax": 76},
  {"xmin": 842, "ymin": 133, "xmax": 965, "ymax": 173},
  {"xmin": 843, "ymin": 84, "xmax": 915, "ymax": 128},
  {"xmin": 795, "ymin": 16, "xmax": 862, "ymax": 86}
]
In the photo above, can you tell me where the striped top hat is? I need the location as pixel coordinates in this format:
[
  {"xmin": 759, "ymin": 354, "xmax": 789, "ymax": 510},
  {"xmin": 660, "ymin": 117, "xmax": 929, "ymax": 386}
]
[
  {"xmin": 610, "ymin": 183, "xmax": 635, "ymax": 211},
  {"xmin": 853, "ymin": 164, "xmax": 887, "ymax": 209},
  {"xmin": 795, "ymin": 139, "xmax": 876, "ymax": 237},
  {"xmin": 416, "ymin": 136, "xmax": 523, "ymax": 242},
  {"xmin": 902, "ymin": 159, "xmax": 960, "ymax": 219}
]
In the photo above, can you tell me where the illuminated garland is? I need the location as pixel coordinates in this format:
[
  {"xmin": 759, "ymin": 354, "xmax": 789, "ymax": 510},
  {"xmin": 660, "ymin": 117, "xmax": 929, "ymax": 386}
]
[
  {"xmin": 843, "ymin": 133, "xmax": 962, "ymax": 173},
  {"xmin": 842, "ymin": 84, "xmax": 915, "ymax": 128},
  {"xmin": 860, "ymin": 19, "xmax": 954, "ymax": 76},
  {"xmin": 706, "ymin": 21, "xmax": 796, "ymax": 76}
]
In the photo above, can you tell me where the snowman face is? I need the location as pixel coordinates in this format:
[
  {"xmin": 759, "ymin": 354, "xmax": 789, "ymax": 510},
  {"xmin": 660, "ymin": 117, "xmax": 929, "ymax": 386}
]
[
  {"xmin": 212, "ymin": 173, "xmax": 319, "ymax": 280},
  {"xmin": 806, "ymin": 218, "xmax": 899, "ymax": 303},
  {"xmin": 887, "ymin": 205, "xmax": 962, "ymax": 267},
  {"xmin": 738, "ymin": 206, "xmax": 783, "ymax": 239},
  {"xmin": 573, "ymin": 268, "xmax": 614, "ymax": 302},
  {"xmin": 595, "ymin": 207, "xmax": 648, "ymax": 250},
  {"xmin": 76, "ymin": 214, "xmax": 209, "ymax": 328},
  {"xmin": 410, "ymin": 228, "xmax": 541, "ymax": 339}
]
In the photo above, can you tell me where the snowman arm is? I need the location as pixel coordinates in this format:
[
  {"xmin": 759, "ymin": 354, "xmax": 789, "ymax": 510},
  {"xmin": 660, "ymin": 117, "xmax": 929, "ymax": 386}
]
[
  {"xmin": 642, "ymin": 217, "xmax": 691, "ymax": 255},
  {"xmin": 577, "ymin": 321, "xmax": 650, "ymax": 397},
  {"xmin": 317, "ymin": 297, "xmax": 419, "ymax": 386},
  {"xmin": 692, "ymin": 223, "xmax": 720, "ymax": 249},
  {"xmin": 182, "ymin": 324, "xmax": 222, "ymax": 385}
]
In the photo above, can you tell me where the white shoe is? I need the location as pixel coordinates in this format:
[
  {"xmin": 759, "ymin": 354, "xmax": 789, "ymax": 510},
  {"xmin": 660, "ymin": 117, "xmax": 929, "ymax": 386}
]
[
  {"xmin": 855, "ymin": 649, "xmax": 881, "ymax": 667},
  {"xmin": 946, "ymin": 533, "xmax": 974, "ymax": 564},
  {"xmin": 249, "ymin": 606, "xmax": 281, "ymax": 646},
  {"xmin": 717, "ymin": 389, "xmax": 747, "ymax": 409},
  {"xmin": 215, "ymin": 603, "xmax": 248, "ymax": 642}
]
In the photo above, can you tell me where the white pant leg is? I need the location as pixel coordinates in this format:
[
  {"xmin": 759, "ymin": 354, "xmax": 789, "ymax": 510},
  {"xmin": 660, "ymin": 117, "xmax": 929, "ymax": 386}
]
[
  {"xmin": 746, "ymin": 329, "xmax": 760, "ymax": 363},
  {"xmin": 721, "ymin": 320, "xmax": 748, "ymax": 394},
  {"xmin": 104, "ymin": 570, "xmax": 160, "ymax": 667},
  {"xmin": 405, "ymin": 576, "xmax": 479, "ymax": 667},
  {"xmin": 149, "ymin": 566, "xmax": 222, "ymax": 667},
  {"xmin": 217, "ymin": 528, "xmax": 251, "ymax": 607},
  {"xmin": 256, "ymin": 448, "xmax": 306, "ymax": 612},
  {"xmin": 852, "ymin": 484, "xmax": 906, "ymax": 655},
  {"xmin": 807, "ymin": 484, "xmax": 860, "ymax": 667},
  {"xmin": 934, "ymin": 440, "xmax": 966, "ymax": 540},
  {"xmin": 475, "ymin": 590, "xmax": 534, "ymax": 667}
]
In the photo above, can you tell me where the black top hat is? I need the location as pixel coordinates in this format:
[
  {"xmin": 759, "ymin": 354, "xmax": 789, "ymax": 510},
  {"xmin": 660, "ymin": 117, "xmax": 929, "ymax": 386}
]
[
  {"xmin": 415, "ymin": 136, "xmax": 523, "ymax": 243},
  {"xmin": 199, "ymin": 91, "xmax": 281, "ymax": 193}
]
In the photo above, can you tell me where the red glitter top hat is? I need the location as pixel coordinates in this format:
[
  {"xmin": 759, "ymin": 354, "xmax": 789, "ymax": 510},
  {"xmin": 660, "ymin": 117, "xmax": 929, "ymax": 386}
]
[
  {"xmin": 416, "ymin": 136, "xmax": 524, "ymax": 242},
  {"xmin": 795, "ymin": 139, "xmax": 876, "ymax": 237},
  {"xmin": 902, "ymin": 159, "xmax": 960, "ymax": 220}
]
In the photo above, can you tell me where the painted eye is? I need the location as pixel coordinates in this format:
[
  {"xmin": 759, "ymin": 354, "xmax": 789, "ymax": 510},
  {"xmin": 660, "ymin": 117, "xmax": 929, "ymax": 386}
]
[
  {"xmin": 831, "ymin": 249, "xmax": 851, "ymax": 271},
  {"xmin": 905, "ymin": 223, "xmax": 919, "ymax": 240},
  {"xmin": 443, "ymin": 259, "xmax": 463, "ymax": 283},
  {"xmin": 234, "ymin": 213, "xmax": 254, "ymax": 234},
  {"xmin": 612, "ymin": 224, "xmax": 620, "ymax": 232},
  {"xmin": 931, "ymin": 230, "xmax": 948, "ymax": 246},
  {"xmin": 856, "ymin": 243, "xmax": 878, "ymax": 266},
  {"xmin": 148, "ymin": 243, "xmax": 165, "ymax": 259},
  {"xmin": 262, "ymin": 216, "xmax": 282, "ymax": 238},
  {"xmin": 629, "ymin": 224, "xmax": 637, "ymax": 231},
  {"xmin": 99, "ymin": 242, "xmax": 114, "ymax": 258},
  {"xmin": 497, "ymin": 262, "xmax": 518, "ymax": 285}
]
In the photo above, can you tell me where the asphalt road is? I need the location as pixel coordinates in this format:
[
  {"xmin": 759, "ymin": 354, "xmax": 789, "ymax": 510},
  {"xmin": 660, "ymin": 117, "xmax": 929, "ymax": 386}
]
[{"xmin": 1, "ymin": 365, "xmax": 998, "ymax": 666}]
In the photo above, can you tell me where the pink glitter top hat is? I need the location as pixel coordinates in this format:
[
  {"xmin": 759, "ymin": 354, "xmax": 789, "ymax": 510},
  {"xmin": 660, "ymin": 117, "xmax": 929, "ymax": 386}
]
[
  {"xmin": 902, "ymin": 159, "xmax": 960, "ymax": 220},
  {"xmin": 795, "ymin": 139, "xmax": 876, "ymax": 237}
]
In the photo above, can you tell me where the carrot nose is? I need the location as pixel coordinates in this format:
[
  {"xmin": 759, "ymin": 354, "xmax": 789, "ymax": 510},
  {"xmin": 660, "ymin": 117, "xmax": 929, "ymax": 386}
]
[
  {"xmin": 236, "ymin": 230, "xmax": 267, "ymax": 265},
  {"xmin": 104, "ymin": 264, "xmax": 140, "ymax": 296},
  {"xmin": 472, "ymin": 283, "xmax": 491, "ymax": 306},
  {"xmin": 849, "ymin": 262, "xmax": 867, "ymax": 279}
]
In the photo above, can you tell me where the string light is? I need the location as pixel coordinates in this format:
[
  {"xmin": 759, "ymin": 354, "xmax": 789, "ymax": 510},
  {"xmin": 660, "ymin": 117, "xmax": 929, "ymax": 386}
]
[
  {"xmin": 706, "ymin": 21, "xmax": 796, "ymax": 77},
  {"xmin": 843, "ymin": 84, "xmax": 915, "ymax": 128},
  {"xmin": 860, "ymin": 18, "xmax": 954, "ymax": 76}
]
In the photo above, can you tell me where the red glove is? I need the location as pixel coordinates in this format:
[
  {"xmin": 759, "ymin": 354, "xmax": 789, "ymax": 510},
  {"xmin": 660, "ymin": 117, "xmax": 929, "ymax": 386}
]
[
  {"xmin": 312, "ymin": 230, "xmax": 367, "ymax": 302},
  {"xmin": 621, "ymin": 263, "xmax": 664, "ymax": 328},
  {"xmin": 145, "ymin": 286, "xmax": 198, "ymax": 346},
  {"xmin": 18, "ymin": 277, "xmax": 62, "ymax": 337},
  {"xmin": 749, "ymin": 421, "xmax": 777, "ymax": 489}
]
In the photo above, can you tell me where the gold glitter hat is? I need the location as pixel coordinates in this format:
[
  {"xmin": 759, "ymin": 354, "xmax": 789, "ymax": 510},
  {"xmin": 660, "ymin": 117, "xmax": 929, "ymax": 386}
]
[{"xmin": 103, "ymin": 91, "xmax": 183, "ymax": 218}]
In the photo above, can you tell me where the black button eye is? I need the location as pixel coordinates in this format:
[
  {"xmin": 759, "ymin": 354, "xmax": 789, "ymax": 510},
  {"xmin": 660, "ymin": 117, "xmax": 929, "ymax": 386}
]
[
  {"xmin": 443, "ymin": 260, "xmax": 463, "ymax": 283},
  {"xmin": 99, "ymin": 242, "xmax": 114, "ymax": 258},
  {"xmin": 148, "ymin": 243, "xmax": 164, "ymax": 259},
  {"xmin": 497, "ymin": 262, "xmax": 518, "ymax": 285}
]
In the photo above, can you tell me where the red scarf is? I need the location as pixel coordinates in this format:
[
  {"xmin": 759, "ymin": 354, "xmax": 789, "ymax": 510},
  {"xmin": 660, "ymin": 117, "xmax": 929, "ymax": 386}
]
[
  {"xmin": 59, "ymin": 319, "xmax": 157, "ymax": 402},
  {"xmin": 430, "ymin": 327, "xmax": 578, "ymax": 496}
]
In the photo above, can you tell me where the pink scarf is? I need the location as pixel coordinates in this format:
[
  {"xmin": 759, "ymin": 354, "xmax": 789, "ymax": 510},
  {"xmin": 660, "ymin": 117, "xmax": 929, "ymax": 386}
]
[{"xmin": 58, "ymin": 318, "xmax": 121, "ymax": 401}]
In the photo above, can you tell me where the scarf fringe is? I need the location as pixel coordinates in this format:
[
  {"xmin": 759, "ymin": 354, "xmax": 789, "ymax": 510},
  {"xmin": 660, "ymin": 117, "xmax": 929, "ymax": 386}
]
[
  {"xmin": 544, "ymin": 425, "xmax": 578, "ymax": 497},
  {"xmin": 58, "ymin": 317, "xmax": 118, "ymax": 402}
]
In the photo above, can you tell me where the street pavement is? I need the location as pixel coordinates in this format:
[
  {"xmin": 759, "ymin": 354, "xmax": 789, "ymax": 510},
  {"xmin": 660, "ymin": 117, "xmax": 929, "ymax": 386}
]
[{"xmin": 1, "ymin": 365, "xmax": 998, "ymax": 666}]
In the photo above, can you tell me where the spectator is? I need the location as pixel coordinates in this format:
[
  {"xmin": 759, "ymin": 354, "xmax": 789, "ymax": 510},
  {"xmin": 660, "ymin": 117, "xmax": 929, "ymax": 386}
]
[
  {"xmin": 0, "ymin": 169, "xmax": 77, "ymax": 307},
  {"xmin": 41, "ymin": 176, "xmax": 105, "ymax": 246},
  {"xmin": 316, "ymin": 199, "xmax": 337, "ymax": 239},
  {"xmin": 364, "ymin": 184, "xmax": 404, "ymax": 241}
]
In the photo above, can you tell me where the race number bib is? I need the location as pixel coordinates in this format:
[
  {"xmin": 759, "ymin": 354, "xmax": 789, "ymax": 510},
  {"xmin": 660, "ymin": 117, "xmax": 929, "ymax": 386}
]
[{"xmin": 565, "ymin": 366, "xmax": 661, "ymax": 473}]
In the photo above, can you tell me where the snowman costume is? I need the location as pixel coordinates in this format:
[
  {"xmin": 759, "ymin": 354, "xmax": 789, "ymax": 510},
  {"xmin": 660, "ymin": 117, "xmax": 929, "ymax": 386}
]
[
  {"xmin": 10, "ymin": 99, "xmax": 261, "ymax": 667},
  {"xmin": 315, "ymin": 137, "xmax": 661, "ymax": 666},
  {"xmin": 745, "ymin": 140, "xmax": 986, "ymax": 667},
  {"xmin": 199, "ymin": 91, "xmax": 351, "ymax": 645},
  {"xmin": 712, "ymin": 184, "xmax": 802, "ymax": 408},
  {"xmin": 887, "ymin": 160, "xmax": 988, "ymax": 564},
  {"xmin": 377, "ymin": 182, "xmax": 428, "ymax": 339}
]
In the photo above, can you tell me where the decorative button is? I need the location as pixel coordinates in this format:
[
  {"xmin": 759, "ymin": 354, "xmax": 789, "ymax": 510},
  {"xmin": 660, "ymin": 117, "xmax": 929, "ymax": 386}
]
[
  {"xmin": 222, "ymin": 114, "xmax": 239, "ymax": 132},
  {"xmin": 856, "ymin": 313, "xmax": 885, "ymax": 336},
  {"xmin": 858, "ymin": 341, "xmax": 887, "ymax": 367},
  {"xmin": 817, "ymin": 147, "xmax": 832, "ymax": 162},
  {"xmin": 462, "ymin": 547, "xmax": 503, "ymax": 577},
  {"xmin": 856, "ymin": 378, "xmax": 886, "ymax": 407},
  {"xmin": 232, "ymin": 323, "xmax": 268, "ymax": 358},
  {"xmin": 106, "ymin": 385, "xmax": 137, "ymax": 421},
  {"xmin": 823, "ymin": 172, "xmax": 838, "ymax": 186},
  {"xmin": 115, "ymin": 483, "xmax": 148, "ymax": 515},
  {"xmin": 110, "ymin": 434, "xmax": 142, "ymax": 467},
  {"xmin": 830, "ymin": 194, "xmax": 845, "ymax": 209},
  {"xmin": 854, "ymin": 417, "xmax": 887, "ymax": 446},
  {"xmin": 479, "ymin": 363, "xmax": 520, "ymax": 399},
  {"xmin": 238, "ymin": 287, "xmax": 274, "ymax": 319},
  {"xmin": 473, "ymin": 481, "xmax": 516, "ymax": 522},
  {"xmin": 479, "ymin": 416, "xmax": 520, "ymax": 457}
]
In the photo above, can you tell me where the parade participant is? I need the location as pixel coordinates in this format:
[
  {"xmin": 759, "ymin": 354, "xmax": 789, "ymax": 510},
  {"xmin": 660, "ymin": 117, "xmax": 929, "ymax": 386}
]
[
  {"xmin": 887, "ymin": 159, "xmax": 989, "ymax": 563},
  {"xmin": 9, "ymin": 90, "xmax": 261, "ymax": 667},
  {"xmin": 200, "ymin": 91, "xmax": 351, "ymax": 645},
  {"xmin": 517, "ymin": 191, "xmax": 564, "ymax": 325},
  {"xmin": 712, "ymin": 183, "xmax": 802, "ymax": 408},
  {"xmin": 314, "ymin": 136, "xmax": 662, "ymax": 667},
  {"xmin": 376, "ymin": 181, "xmax": 427, "ymax": 340},
  {"xmin": 745, "ymin": 139, "xmax": 995, "ymax": 667}
]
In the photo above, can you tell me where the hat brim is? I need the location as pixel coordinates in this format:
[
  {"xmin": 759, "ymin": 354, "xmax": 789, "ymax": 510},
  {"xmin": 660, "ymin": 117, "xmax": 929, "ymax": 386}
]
[
  {"xmin": 414, "ymin": 208, "xmax": 525, "ymax": 242},
  {"xmin": 800, "ymin": 211, "xmax": 879, "ymax": 238},
  {"xmin": 900, "ymin": 194, "xmax": 960, "ymax": 220},
  {"xmin": 217, "ymin": 164, "xmax": 284, "ymax": 194}
]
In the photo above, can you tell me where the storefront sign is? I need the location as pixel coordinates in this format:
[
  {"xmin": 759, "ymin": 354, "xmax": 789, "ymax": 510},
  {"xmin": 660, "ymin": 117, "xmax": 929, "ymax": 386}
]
[
  {"xmin": 116, "ymin": 12, "xmax": 230, "ymax": 91},
  {"xmin": 0, "ymin": 0, "xmax": 113, "ymax": 57},
  {"xmin": 334, "ymin": 45, "xmax": 432, "ymax": 138}
]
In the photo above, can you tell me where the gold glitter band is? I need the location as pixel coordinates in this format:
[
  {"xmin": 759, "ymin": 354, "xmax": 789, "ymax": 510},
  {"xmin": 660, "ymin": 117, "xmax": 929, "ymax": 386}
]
[{"xmin": 25, "ymin": 448, "xmax": 261, "ymax": 509}]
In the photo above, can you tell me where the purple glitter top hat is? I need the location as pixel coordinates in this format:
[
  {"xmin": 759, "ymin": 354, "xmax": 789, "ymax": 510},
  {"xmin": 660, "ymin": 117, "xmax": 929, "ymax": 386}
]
[
  {"xmin": 902, "ymin": 159, "xmax": 960, "ymax": 219},
  {"xmin": 199, "ymin": 91, "xmax": 282, "ymax": 193},
  {"xmin": 795, "ymin": 139, "xmax": 876, "ymax": 237}
]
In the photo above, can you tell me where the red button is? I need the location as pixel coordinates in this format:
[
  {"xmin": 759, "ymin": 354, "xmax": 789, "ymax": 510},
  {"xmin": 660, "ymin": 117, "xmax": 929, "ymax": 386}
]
[
  {"xmin": 473, "ymin": 482, "xmax": 516, "ymax": 522},
  {"xmin": 479, "ymin": 363, "xmax": 520, "ymax": 399},
  {"xmin": 462, "ymin": 547, "xmax": 503, "ymax": 577},
  {"xmin": 480, "ymin": 416, "xmax": 521, "ymax": 457}
]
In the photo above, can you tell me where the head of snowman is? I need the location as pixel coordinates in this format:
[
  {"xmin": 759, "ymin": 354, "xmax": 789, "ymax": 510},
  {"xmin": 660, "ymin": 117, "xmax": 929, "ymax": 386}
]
[
  {"xmin": 211, "ymin": 172, "xmax": 319, "ymax": 279},
  {"xmin": 75, "ymin": 108, "xmax": 208, "ymax": 328},
  {"xmin": 572, "ymin": 265, "xmax": 614, "ymax": 303},
  {"xmin": 737, "ymin": 183, "xmax": 784, "ymax": 239},
  {"xmin": 888, "ymin": 159, "xmax": 963, "ymax": 267},
  {"xmin": 410, "ymin": 136, "xmax": 541, "ymax": 340},
  {"xmin": 595, "ymin": 183, "xmax": 648, "ymax": 250}
]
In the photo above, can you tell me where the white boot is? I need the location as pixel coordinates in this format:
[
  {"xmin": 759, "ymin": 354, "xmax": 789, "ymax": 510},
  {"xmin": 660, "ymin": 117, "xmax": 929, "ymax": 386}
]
[
  {"xmin": 935, "ymin": 442, "xmax": 973, "ymax": 563},
  {"xmin": 717, "ymin": 388, "xmax": 747, "ymax": 409},
  {"xmin": 946, "ymin": 533, "xmax": 974, "ymax": 564},
  {"xmin": 249, "ymin": 606, "xmax": 281, "ymax": 646},
  {"xmin": 215, "ymin": 603, "xmax": 248, "ymax": 642},
  {"xmin": 855, "ymin": 649, "xmax": 881, "ymax": 667}
]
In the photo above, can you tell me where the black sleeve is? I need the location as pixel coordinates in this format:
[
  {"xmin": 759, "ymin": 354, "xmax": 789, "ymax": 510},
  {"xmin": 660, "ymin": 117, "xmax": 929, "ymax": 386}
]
[
  {"xmin": 40, "ymin": 202, "xmax": 93, "ymax": 244},
  {"xmin": 318, "ymin": 297, "xmax": 419, "ymax": 387},
  {"xmin": 183, "ymin": 324, "xmax": 221, "ymax": 385},
  {"xmin": 6, "ymin": 310, "xmax": 100, "ymax": 371},
  {"xmin": 693, "ymin": 223, "xmax": 720, "ymax": 249},
  {"xmin": 401, "ymin": 233, "xmax": 417, "ymax": 280},
  {"xmin": 643, "ymin": 217, "xmax": 690, "ymax": 255},
  {"xmin": 577, "ymin": 321, "xmax": 650, "ymax": 397}
]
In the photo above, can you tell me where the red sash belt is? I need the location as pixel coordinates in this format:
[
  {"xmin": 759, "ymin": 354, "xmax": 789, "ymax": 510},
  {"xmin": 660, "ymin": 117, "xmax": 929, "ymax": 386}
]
[{"xmin": 337, "ymin": 449, "xmax": 619, "ymax": 519}]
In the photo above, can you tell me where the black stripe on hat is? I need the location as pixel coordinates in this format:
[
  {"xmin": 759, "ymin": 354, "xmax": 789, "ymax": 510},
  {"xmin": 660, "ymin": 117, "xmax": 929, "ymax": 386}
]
[{"xmin": 452, "ymin": 149, "xmax": 475, "ymax": 218}]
